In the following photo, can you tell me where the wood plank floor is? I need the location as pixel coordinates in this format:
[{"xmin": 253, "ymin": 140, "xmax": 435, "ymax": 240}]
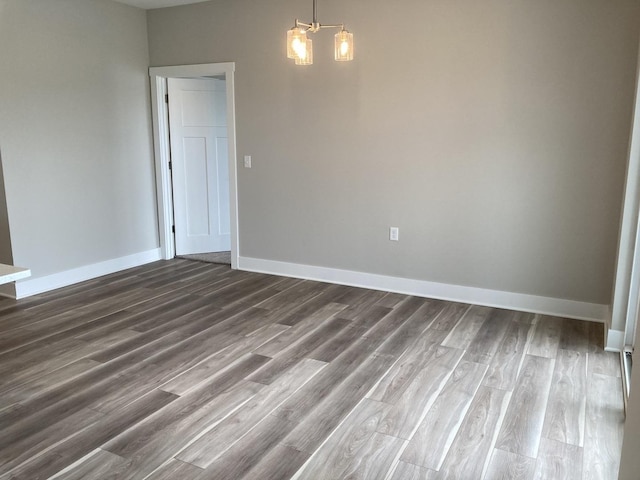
[{"xmin": 0, "ymin": 259, "xmax": 624, "ymax": 479}]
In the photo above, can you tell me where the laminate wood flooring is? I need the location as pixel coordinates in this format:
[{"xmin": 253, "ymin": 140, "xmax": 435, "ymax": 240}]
[{"xmin": 0, "ymin": 259, "xmax": 624, "ymax": 479}]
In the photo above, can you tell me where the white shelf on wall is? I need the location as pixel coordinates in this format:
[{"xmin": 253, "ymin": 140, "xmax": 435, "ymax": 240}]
[{"xmin": 0, "ymin": 264, "xmax": 31, "ymax": 286}]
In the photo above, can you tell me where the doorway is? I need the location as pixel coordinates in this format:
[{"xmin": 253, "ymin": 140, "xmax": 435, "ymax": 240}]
[{"xmin": 149, "ymin": 63, "xmax": 239, "ymax": 269}]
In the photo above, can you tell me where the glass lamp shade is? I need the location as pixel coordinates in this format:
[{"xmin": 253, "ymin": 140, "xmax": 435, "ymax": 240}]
[
  {"xmin": 334, "ymin": 30, "xmax": 353, "ymax": 61},
  {"xmin": 287, "ymin": 27, "xmax": 308, "ymax": 59},
  {"xmin": 294, "ymin": 38, "xmax": 313, "ymax": 65}
]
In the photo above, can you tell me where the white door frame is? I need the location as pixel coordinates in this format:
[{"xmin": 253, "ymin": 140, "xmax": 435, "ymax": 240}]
[{"xmin": 149, "ymin": 63, "xmax": 238, "ymax": 269}]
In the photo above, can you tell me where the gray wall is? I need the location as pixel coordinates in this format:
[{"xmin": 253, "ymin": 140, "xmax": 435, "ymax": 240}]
[
  {"xmin": 0, "ymin": 153, "xmax": 13, "ymax": 266},
  {"xmin": 0, "ymin": 0, "xmax": 158, "ymax": 280},
  {"xmin": 0, "ymin": 153, "xmax": 14, "ymax": 298},
  {"xmin": 148, "ymin": 0, "xmax": 640, "ymax": 305}
]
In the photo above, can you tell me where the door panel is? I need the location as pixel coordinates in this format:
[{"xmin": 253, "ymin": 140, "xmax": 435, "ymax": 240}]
[
  {"xmin": 168, "ymin": 77, "xmax": 230, "ymax": 255},
  {"xmin": 183, "ymin": 137, "xmax": 209, "ymax": 236}
]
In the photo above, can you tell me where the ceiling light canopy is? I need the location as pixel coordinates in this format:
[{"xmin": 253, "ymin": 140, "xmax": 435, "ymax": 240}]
[{"xmin": 286, "ymin": 0, "xmax": 354, "ymax": 65}]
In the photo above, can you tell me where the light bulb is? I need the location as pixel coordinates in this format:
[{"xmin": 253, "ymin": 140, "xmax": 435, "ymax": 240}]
[
  {"xmin": 287, "ymin": 27, "xmax": 307, "ymax": 59},
  {"xmin": 295, "ymin": 38, "xmax": 313, "ymax": 65},
  {"xmin": 293, "ymin": 38, "xmax": 306, "ymax": 60},
  {"xmin": 340, "ymin": 40, "xmax": 349, "ymax": 56},
  {"xmin": 334, "ymin": 30, "xmax": 353, "ymax": 61}
]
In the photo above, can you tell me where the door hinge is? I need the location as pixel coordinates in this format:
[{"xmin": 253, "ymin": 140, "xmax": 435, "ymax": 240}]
[
  {"xmin": 168, "ymin": 160, "xmax": 172, "ymax": 170},
  {"xmin": 172, "ymin": 225, "xmax": 175, "ymax": 233},
  {"xmin": 165, "ymin": 93, "xmax": 169, "ymax": 103}
]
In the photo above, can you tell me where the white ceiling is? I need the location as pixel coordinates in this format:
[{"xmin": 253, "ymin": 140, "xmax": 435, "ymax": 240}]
[{"xmin": 113, "ymin": 0, "xmax": 210, "ymax": 9}]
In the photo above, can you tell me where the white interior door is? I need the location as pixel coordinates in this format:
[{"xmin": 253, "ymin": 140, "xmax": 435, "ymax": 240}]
[{"xmin": 168, "ymin": 77, "xmax": 230, "ymax": 255}]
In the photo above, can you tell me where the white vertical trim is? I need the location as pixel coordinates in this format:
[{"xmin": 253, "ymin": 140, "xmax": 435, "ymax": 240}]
[
  {"xmin": 612, "ymin": 42, "xmax": 640, "ymax": 346},
  {"xmin": 150, "ymin": 75, "xmax": 173, "ymax": 260},
  {"xmin": 225, "ymin": 68, "xmax": 239, "ymax": 270},
  {"xmin": 626, "ymin": 261, "xmax": 640, "ymax": 346},
  {"xmin": 606, "ymin": 329, "xmax": 626, "ymax": 352},
  {"xmin": 148, "ymin": 63, "xmax": 239, "ymax": 268}
]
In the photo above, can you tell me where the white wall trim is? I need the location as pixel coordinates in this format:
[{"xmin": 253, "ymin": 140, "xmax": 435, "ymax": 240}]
[
  {"xmin": 238, "ymin": 256, "xmax": 609, "ymax": 323},
  {"xmin": 12, "ymin": 248, "xmax": 162, "ymax": 299},
  {"xmin": 606, "ymin": 329, "xmax": 626, "ymax": 352},
  {"xmin": 150, "ymin": 74, "xmax": 173, "ymax": 261},
  {"xmin": 611, "ymin": 43, "xmax": 640, "ymax": 339},
  {"xmin": 149, "ymin": 63, "xmax": 239, "ymax": 269}
]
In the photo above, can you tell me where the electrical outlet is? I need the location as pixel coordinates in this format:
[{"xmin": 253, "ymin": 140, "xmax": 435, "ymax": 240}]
[
  {"xmin": 243, "ymin": 155, "xmax": 252, "ymax": 168},
  {"xmin": 390, "ymin": 227, "xmax": 399, "ymax": 241}
]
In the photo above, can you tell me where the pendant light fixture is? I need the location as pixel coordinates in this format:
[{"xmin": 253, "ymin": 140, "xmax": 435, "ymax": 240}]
[{"xmin": 286, "ymin": 0, "xmax": 354, "ymax": 65}]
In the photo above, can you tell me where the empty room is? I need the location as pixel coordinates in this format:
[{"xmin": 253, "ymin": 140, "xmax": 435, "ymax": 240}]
[{"xmin": 2, "ymin": 0, "xmax": 640, "ymax": 478}]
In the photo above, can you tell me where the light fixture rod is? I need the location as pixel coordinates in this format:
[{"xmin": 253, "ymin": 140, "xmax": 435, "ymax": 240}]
[
  {"xmin": 295, "ymin": 19, "xmax": 344, "ymax": 31},
  {"xmin": 293, "ymin": 0, "xmax": 345, "ymax": 33}
]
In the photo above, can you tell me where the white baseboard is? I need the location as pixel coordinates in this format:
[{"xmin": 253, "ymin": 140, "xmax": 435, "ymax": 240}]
[
  {"xmin": 605, "ymin": 329, "xmax": 625, "ymax": 352},
  {"xmin": 238, "ymin": 256, "xmax": 609, "ymax": 323},
  {"xmin": 13, "ymin": 248, "xmax": 162, "ymax": 299}
]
